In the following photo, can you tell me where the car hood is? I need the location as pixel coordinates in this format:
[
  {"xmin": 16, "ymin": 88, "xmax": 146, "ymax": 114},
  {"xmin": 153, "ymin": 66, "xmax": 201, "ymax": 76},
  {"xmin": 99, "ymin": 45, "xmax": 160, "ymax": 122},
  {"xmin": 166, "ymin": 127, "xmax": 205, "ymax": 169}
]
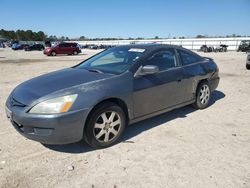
[{"xmin": 12, "ymin": 68, "xmax": 113, "ymax": 106}]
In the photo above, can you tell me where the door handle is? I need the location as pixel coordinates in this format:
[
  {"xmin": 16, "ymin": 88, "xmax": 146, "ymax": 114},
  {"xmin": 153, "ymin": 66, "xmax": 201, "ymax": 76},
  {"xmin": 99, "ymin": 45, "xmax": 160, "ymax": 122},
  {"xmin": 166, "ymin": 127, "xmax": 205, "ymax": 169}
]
[{"xmin": 177, "ymin": 79, "xmax": 182, "ymax": 82}]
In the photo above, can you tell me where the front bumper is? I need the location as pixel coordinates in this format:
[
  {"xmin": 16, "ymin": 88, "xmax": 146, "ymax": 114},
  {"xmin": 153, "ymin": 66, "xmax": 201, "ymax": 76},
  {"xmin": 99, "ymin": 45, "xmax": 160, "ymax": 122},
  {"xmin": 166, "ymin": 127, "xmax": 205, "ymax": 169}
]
[
  {"xmin": 43, "ymin": 50, "xmax": 51, "ymax": 55},
  {"xmin": 209, "ymin": 77, "xmax": 220, "ymax": 91},
  {"xmin": 5, "ymin": 100, "xmax": 90, "ymax": 145}
]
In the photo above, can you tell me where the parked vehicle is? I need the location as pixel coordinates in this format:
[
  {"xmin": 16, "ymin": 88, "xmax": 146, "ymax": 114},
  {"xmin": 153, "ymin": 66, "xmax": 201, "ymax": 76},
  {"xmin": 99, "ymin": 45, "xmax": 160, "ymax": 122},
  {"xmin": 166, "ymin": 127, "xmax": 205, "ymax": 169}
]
[
  {"xmin": 214, "ymin": 45, "xmax": 228, "ymax": 52},
  {"xmin": 5, "ymin": 44, "xmax": 219, "ymax": 148},
  {"xmin": 11, "ymin": 43, "xmax": 29, "ymax": 50},
  {"xmin": 200, "ymin": 44, "xmax": 228, "ymax": 53},
  {"xmin": 200, "ymin": 45, "xmax": 214, "ymax": 52},
  {"xmin": 238, "ymin": 40, "xmax": 250, "ymax": 52},
  {"xmin": 45, "ymin": 41, "xmax": 52, "ymax": 48},
  {"xmin": 24, "ymin": 44, "xmax": 45, "ymax": 51},
  {"xmin": 80, "ymin": 44, "xmax": 89, "ymax": 49},
  {"xmin": 88, "ymin": 44, "xmax": 99, "ymax": 49},
  {"xmin": 246, "ymin": 53, "xmax": 250, "ymax": 70},
  {"xmin": 43, "ymin": 42, "xmax": 81, "ymax": 56},
  {"xmin": 99, "ymin": 44, "xmax": 114, "ymax": 49}
]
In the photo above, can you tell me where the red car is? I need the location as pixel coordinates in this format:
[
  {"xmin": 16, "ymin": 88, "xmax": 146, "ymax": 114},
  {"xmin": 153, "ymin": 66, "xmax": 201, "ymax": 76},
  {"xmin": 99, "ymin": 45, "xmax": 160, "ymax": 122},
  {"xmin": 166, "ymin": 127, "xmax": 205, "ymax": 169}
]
[{"xmin": 43, "ymin": 42, "xmax": 81, "ymax": 56}]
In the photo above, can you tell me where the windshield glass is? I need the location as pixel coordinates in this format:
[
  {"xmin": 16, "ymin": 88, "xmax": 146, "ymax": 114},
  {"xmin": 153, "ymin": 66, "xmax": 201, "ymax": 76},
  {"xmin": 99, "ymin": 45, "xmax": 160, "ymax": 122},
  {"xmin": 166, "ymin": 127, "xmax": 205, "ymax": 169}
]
[{"xmin": 76, "ymin": 47, "xmax": 145, "ymax": 74}]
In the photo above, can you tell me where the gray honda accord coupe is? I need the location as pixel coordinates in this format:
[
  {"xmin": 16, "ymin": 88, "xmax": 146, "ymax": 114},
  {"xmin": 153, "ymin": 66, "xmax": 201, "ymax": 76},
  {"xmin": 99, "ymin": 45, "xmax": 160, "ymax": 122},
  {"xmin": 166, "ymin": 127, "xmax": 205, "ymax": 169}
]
[{"xmin": 5, "ymin": 44, "xmax": 219, "ymax": 148}]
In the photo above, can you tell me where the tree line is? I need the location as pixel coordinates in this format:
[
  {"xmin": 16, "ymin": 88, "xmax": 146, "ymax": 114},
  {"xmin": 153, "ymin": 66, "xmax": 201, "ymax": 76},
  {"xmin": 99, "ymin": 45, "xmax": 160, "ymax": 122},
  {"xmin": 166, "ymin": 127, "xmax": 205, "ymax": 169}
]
[
  {"xmin": 0, "ymin": 29, "xmax": 47, "ymax": 41},
  {"xmin": 0, "ymin": 29, "xmax": 70, "ymax": 41},
  {"xmin": 1, "ymin": 29, "xmax": 249, "ymax": 41}
]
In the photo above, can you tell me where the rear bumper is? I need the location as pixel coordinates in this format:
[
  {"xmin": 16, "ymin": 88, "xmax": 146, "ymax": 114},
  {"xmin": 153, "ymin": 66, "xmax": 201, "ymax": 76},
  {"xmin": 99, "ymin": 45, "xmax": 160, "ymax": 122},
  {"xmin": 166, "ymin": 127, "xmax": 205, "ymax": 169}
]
[{"xmin": 5, "ymin": 103, "xmax": 90, "ymax": 144}]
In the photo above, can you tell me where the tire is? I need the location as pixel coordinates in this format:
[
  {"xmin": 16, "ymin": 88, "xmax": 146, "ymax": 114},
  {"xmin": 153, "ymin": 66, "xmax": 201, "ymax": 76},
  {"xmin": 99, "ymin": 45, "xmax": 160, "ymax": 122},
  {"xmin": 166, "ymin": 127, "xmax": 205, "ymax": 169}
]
[
  {"xmin": 73, "ymin": 51, "xmax": 78, "ymax": 55},
  {"xmin": 193, "ymin": 81, "xmax": 211, "ymax": 109},
  {"xmin": 246, "ymin": 64, "xmax": 250, "ymax": 70},
  {"xmin": 51, "ymin": 51, "xmax": 56, "ymax": 56},
  {"xmin": 83, "ymin": 102, "xmax": 126, "ymax": 149}
]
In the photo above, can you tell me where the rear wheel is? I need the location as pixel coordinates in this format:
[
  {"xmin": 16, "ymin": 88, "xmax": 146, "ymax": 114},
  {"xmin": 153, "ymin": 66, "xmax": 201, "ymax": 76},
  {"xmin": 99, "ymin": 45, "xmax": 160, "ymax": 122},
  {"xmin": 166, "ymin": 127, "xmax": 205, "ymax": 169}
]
[
  {"xmin": 193, "ymin": 81, "xmax": 211, "ymax": 109},
  {"xmin": 83, "ymin": 102, "xmax": 126, "ymax": 148}
]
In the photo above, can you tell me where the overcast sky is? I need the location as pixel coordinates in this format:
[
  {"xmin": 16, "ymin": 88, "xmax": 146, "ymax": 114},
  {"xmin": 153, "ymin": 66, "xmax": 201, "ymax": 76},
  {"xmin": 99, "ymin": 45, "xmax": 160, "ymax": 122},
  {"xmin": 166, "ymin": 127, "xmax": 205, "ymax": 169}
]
[{"xmin": 0, "ymin": 0, "xmax": 249, "ymax": 38}]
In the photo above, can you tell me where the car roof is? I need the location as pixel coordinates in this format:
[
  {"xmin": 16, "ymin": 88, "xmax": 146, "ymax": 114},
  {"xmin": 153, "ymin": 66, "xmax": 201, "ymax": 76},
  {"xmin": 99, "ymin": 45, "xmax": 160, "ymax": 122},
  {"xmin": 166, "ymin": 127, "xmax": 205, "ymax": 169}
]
[
  {"xmin": 116, "ymin": 43, "xmax": 204, "ymax": 60},
  {"xmin": 117, "ymin": 43, "xmax": 183, "ymax": 51}
]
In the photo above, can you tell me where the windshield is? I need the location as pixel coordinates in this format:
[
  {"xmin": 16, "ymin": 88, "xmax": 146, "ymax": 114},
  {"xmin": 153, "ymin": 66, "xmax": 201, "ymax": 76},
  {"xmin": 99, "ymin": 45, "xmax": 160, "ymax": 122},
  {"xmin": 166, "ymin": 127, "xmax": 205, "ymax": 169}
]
[{"xmin": 75, "ymin": 47, "xmax": 145, "ymax": 74}]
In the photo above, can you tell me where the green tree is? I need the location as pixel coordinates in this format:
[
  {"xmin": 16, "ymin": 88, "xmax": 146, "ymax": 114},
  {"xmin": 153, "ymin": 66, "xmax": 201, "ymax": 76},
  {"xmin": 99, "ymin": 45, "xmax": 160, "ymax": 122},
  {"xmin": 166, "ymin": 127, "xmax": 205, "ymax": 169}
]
[
  {"xmin": 196, "ymin": 35, "xmax": 206, "ymax": 38},
  {"xmin": 79, "ymin": 36, "xmax": 86, "ymax": 40}
]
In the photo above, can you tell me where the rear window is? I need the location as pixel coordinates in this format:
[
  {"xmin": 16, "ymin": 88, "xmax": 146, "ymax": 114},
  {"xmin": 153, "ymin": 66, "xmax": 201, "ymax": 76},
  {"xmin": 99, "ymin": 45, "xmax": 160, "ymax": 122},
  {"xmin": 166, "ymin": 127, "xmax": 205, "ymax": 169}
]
[{"xmin": 178, "ymin": 50, "xmax": 202, "ymax": 65}]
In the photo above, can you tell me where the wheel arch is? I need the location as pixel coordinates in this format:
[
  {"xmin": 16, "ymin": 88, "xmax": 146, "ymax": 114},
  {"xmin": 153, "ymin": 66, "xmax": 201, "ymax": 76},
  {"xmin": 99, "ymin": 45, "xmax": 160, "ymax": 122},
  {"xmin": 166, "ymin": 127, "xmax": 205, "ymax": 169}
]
[
  {"xmin": 84, "ymin": 97, "xmax": 129, "ymax": 130},
  {"xmin": 195, "ymin": 79, "xmax": 209, "ymax": 94},
  {"xmin": 50, "ymin": 51, "xmax": 56, "ymax": 56}
]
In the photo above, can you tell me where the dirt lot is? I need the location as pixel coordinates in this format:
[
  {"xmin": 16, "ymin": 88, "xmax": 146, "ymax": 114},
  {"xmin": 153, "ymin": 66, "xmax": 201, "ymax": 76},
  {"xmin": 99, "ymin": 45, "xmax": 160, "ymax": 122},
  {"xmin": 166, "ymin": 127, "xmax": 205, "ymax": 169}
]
[{"xmin": 0, "ymin": 48, "xmax": 249, "ymax": 188}]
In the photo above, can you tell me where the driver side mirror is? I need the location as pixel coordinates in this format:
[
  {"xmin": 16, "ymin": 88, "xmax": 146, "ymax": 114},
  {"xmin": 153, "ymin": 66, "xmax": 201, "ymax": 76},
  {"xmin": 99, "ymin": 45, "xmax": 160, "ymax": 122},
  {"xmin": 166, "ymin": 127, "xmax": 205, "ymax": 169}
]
[{"xmin": 134, "ymin": 65, "xmax": 159, "ymax": 77}]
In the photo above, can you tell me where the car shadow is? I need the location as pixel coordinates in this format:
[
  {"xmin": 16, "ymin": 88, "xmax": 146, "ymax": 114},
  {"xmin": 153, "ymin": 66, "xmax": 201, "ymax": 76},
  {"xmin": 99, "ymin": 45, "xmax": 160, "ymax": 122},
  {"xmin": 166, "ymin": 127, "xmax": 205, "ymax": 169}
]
[{"xmin": 43, "ymin": 90, "xmax": 225, "ymax": 153}]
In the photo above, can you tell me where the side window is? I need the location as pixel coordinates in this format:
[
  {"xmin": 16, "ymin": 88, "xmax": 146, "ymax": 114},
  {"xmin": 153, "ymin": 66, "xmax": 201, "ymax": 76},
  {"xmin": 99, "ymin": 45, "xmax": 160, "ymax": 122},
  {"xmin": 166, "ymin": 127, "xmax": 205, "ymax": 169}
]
[
  {"xmin": 146, "ymin": 49, "xmax": 177, "ymax": 71},
  {"xmin": 59, "ymin": 43, "xmax": 66, "ymax": 48},
  {"xmin": 178, "ymin": 50, "xmax": 201, "ymax": 65}
]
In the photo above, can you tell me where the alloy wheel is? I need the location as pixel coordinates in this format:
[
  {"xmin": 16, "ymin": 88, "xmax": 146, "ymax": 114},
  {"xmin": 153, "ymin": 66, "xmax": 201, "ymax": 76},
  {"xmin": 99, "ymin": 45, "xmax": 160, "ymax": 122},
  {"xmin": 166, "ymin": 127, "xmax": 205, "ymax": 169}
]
[
  {"xmin": 199, "ymin": 85, "xmax": 210, "ymax": 105},
  {"xmin": 93, "ymin": 111, "xmax": 121, "ymax": 143}
]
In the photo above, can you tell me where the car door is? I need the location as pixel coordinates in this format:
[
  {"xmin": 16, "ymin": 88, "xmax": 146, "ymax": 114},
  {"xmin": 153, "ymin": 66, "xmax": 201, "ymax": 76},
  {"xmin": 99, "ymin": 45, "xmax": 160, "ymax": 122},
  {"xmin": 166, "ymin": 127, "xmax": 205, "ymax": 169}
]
[
  {"xmin": 64, "ymin": 43, "xmax": 73, "ymax": 54},
  {"xmin": 57, "ymin": 43, "xmax": 67, "ymax": 54},
  {"xmin": 177, "ymin": 49, "xmax": 207, "ymax": 101},
  {"xmin": 133, "ymin": 48, "xmax": 186, "ymax": 118}
]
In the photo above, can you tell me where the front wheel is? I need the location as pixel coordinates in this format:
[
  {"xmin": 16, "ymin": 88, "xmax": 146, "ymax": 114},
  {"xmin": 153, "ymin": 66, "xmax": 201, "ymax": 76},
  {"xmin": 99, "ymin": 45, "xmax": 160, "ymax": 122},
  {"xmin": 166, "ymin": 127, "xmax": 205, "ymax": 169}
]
[
  {"xmin": 193, "ymin": 82, "xmax": 211, "ymax": 109},
  {"xmin": 51, "ymin": 51, "xmax": 56, "ymax": 56},
  {"xmin": 73, "ymin": 50, "xmax": 78, "ymax": 55},
  {"xmin": 83, "ymin": 102, "xmax": 126, "ymax": 148}
]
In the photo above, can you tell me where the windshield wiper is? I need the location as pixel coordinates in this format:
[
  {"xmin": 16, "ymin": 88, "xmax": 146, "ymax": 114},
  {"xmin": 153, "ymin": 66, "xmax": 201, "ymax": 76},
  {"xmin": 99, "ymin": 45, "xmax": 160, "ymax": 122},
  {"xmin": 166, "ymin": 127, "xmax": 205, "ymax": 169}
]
[{"xmin": 86, "ymin": 68, "xmax": 104, "ymax": 74}]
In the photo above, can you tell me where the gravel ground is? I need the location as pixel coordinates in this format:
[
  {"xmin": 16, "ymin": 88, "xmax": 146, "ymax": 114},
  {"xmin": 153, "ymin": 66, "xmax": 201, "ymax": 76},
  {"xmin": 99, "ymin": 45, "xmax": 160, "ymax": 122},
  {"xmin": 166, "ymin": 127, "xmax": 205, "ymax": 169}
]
[{"xmin": 0, "ymin": 48, "xmax": 249, "ymax": 188}]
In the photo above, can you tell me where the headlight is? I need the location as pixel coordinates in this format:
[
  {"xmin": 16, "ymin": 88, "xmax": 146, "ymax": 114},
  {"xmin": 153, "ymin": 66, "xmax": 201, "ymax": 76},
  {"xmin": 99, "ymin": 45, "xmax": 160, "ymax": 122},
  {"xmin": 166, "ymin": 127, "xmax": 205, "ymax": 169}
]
[{"xmin": 29, "ymin": 94, "xmax": 78, "ymax": 114}]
